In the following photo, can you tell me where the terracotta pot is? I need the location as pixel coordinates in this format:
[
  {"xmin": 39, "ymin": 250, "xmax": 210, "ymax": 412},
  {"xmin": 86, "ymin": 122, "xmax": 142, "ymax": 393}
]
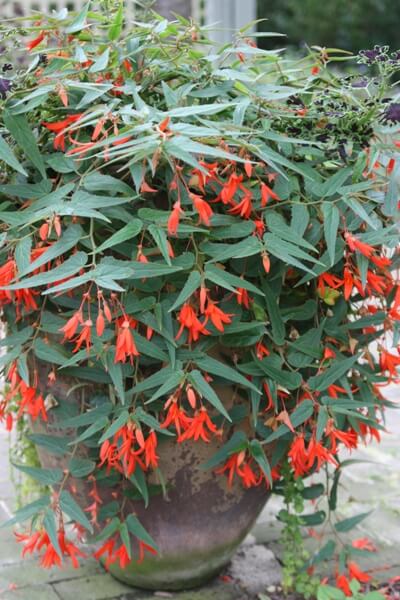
[{"xmin": 31, "ymin": 366, "xmax": 270, "ymax": 591}]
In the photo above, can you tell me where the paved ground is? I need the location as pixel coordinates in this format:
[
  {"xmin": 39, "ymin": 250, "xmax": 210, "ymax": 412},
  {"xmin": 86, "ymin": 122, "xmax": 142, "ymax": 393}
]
[{"xmin": 0, "ymin": 386, "xmax": 399, "ymax": 599}]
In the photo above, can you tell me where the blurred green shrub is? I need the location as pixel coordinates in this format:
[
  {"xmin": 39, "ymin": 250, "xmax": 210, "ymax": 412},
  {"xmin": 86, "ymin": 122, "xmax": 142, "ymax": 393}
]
[{"xmin": 258, "ymin": 0, "xmax": 400, "ymax": 51}]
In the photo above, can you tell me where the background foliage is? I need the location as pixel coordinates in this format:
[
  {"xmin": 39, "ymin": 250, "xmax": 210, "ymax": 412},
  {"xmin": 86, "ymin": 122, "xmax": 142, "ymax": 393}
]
[{"xmin": 258, "ymin": 0, "xmax": 400, "ymax": 51}]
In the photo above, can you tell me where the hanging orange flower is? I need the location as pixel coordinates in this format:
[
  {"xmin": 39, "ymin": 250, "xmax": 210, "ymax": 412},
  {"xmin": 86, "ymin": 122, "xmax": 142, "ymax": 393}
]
[
  {"xmin": 178, "ymin": 407, "xmax": 220, "ymax": 443},
  {"xmin": 176, "ymin": 303, "xmax": 209, "ymax": 343},
  {"xmin": 115, "ymin": 319, "xmax": 139, "ymax": 363}
]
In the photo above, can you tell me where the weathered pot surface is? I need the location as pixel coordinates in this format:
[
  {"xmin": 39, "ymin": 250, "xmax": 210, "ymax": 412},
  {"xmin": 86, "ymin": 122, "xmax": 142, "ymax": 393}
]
[{"xmin": 31, "ymin": 366, "xmax": 270, "ymax": 590}]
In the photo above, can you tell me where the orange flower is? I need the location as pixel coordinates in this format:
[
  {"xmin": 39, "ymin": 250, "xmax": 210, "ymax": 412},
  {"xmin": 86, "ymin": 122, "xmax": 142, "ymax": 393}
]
[
  {"xmin": 42, "ymin": 114, "xmax": 83, "ymax": 151},
  {"xmin": 216, "ymin": 451, "xmax": 262, "ymax": 488},
  {"xmin": 203, "ymin": 300, "xmax": 232, "ymax": 332},
  {"xmin": 178, "ymin": 407, "xmax": 220, "ymax": 443},
  {"xmin": 176, "ymin": 303, "xmax": 209, "ymax": 343},
  {"xmin": 143, "ymin": 431, "xmax": 159, "ymax": 469},
  {"xmin": 228, "ymin": 193, "xmax": 253, "ymax": 219},
  {"xmin": 94, "ymin": 536, "xmax": 131, "ymax": 569},
  {"xmin": 191, "ymin": 193, "xmax": 213, "ymax": 225},
  {"xmin": 348, "ymin": 561, "xmax": 371, "ymax": 583},
  {"xmin": 221, "ymin": 173, "xmax": 243, "ymax": 204},
  {"xmin": 236, "ymin": 287, "xmax": 251, "ymax": 309},
  {"xmin": 18, "ymin": 382, "xmax": 47, "ymax": 422},
  {"xmin": 15, "ymin": 528, "xmax": 85, "ymax": 569},
  {"xmin": 26, "ymin": 31, "xmax": 46, "ymax": 51},
  {"xmin": 167, "ymin": 200, "xmax": 184, "ymax": 236},
  {"xmin": 137, "ymin": 541, "xmax": 158, "ymax": 564},
  {"xmin": 288, "ymin": 434, "xmax": 308, "ymax": 477},
  {"xmin": 261, "ymin": 182, "xmax": 280, "ymax": 207},
  {"xmin": 73, "ymin": 319, "xmax": 93, "ymax": 353},
  {"xmin": 345, "ymin": 232, "xmax": 374, "ymax": 258},
  {"xmin": 115, "ymin": 319, "xmax": 139, "ymax": 363},
  {"xmin": 160, "ymin": 399, "xmax": 191, "ymax": 436},
  {"xmin": 60, "ymin": 310, "xmax": 83, "ymax": 340},
  {"xmin": 307, "ymin": 437, "xmax": 338, "ymax": 472},
  {"xmin": 352, "ymin": 537, "xmax": 377, "ymax": 552},
  {"xmin": 336, "ymin": 573, "xmax": 352, "ymax": 596}
]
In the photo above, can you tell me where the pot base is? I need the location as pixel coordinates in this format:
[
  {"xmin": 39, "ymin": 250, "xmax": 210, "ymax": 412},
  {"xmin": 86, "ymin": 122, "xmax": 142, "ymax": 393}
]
[{"xmin": 103, "ymin": 539, "xmax": 239, "ymax": 591}]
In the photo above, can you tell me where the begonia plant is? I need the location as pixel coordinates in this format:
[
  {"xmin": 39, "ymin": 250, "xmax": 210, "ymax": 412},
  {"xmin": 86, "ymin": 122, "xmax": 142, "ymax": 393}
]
[{"xmin": 0, "ymin": 2, "xmax": 399, "ymax": 592}]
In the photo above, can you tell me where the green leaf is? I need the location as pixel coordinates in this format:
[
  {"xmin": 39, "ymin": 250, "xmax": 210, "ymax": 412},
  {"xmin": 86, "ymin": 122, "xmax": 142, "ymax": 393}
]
[
  {"xmin": 309, "ymin": 355, "xmax": 359, "ymax": 391},
  {"xmin": 119, "ymin": 522, "xmax": 131, "ymax": 558},
  {"xmin": 148, "ymin": 224, "xmax": 172, "ymax": 265},
  {"xmin": 317, "ymin": 585, "xmax": 346, "ymax": 600},
  {"xmin": 98, "ymin": 411, "xmax": 130, "ymax": 444},
  {"xmin": 2, "ymin": 252, "xmax": 88, "ymax": 291},
  {"xmin": 94, "ymin": 517, "xmax": 120, "ymax": 543},
  {"xmin": 0, "ymin": 134, "xmax": 27, "ymax": 176},
  {"xmin": 344, "ymin": 197, "xmax": 378, "ymax": 230},
  {"xmin": 130, "ymin": 367, "xmax": 174, "ymax": 395},
  {"xmin": 146, "ymin": 370, "xmax": 185, "ymax": 403},
  {"xmin": 262, "ymin": 281, "xmax": 285, "ymax": 345},
  {"xmin": 383, "ymin": 175, "xmax": 398, "ymax": 217},
  {"xmin": 265, "ymin": 400, "xmax": 314, "ymax": 442},
  {"xmin": 27, "ymin": 434, "xmax": 70, "ymax": 456},
  {"xmin": 316, "ymin": 407, "xmax": 328, "ymax": 441},
  {"xmin": 129, "ymin": 261, "xmax": 184, "ymax": 279},
  {"xmin": 311, "ymin": 540, "xmax": 336, "ymax": 565},
  {"xmin": 43, "ymin": 509, "xmax": 62, "ymax": 559},
  {"xmin": 322, "ymin": 202, "xmax": 340, "ymax": 266},
  {"xmin": 334, "ymin": 511, "xmax": 372, "ymax": 533},
  {"xmin": 15, "ymin": 236, "xmax": 32, "ymax": 276},
  {"xmin": 89, "ymin": 48, "xmax": 110, "ymax": 73},
  {"xmin": 68, "ymin": 457, "xmax": 96, "ymax": 477},
  {"xmin": 249, "ymin": 439, "xmax": 272, "ymax": 485},
  {"xmin": 33, "ymin": 338, "xmax": 69, "ymax": 365},
  {"xmin": 316, "ymin": 167, "xmax": 352, "ymax": 198},
  {"xmin": 188, "ymin": 369, "xmax": 231, "ymax": 421},
  {"xmin": 169, "ymin": 271, "xmax": 201, "ymax": 312},
  {"xmin": 59, "ymin": 490, "xmax": 93, "ymax": 533},
  {"xmin": 302, "ymin": 483, "xmax": 325, "ymax": 500},
  {"xmin": 18, "ymin": 225, "xmax": 83, "ymax": 278},
  {"xmin": 105, "ymin": 354, "xmax": 126, "ymax": 404},
  {"xmin": 3, "ymin": 111, "xmax": 46, "ymax": 178},
  {"xmin": 129, "ymin": 465, "xmax": 149, "ymax": 507},
  {"xmin": 300, "ymin": 510, "xmax": 327, "ymax": 526},
  {"xmin": 12, "ymin": 464, "xmax": 63, "ymax": 485},
  {"xmin": 205, "ymin": 265, "xmax": 263, "ymax": 296},
  {"xmin": 0, "ymin": 326, "xmax": 33, "ymax": 348},
  {"xmin": 126, "ymin": 514, "xmax": 158, "ymax": 551},
  {"xmin": 66, "ymin": 2, "xmax": 90, "ymax": 33},
  {"xmin": 71, "ymin": 415, "xmax": 109, "ymax": 444},
  {"xmin": 266, "ymin": 212, "xmax": 317, "ymax": 252},
  {"xmin": 196, "ymin": 356, "xmax": 260, "ymax": 393},
  {"xmin": 108, "ymin": 1, "xmax": 124, "ymax": 40},
  {"xmin": 1, "ymin": 495, "xmax": 50, "ymax": 527},
  {"xmin": 96, "ymin": 219, "xmax": 143, "ymax": 253},
  {"xmin": 258, "ymin": 357, "xmax": 302, "ymax": 391}
]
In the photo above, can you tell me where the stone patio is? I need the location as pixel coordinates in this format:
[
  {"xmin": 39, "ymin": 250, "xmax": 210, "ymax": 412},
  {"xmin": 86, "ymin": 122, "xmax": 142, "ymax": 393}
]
[{"xmin": 0, "ymin": 386, "xmax": 399, "ymax": 599}]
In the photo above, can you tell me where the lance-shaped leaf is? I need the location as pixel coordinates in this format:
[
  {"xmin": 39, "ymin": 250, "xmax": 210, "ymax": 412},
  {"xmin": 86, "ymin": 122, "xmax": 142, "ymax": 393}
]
[
  {"xmin": 169, "ymin": 271, "xmax": 202, "ymax": 312},
  {"xmin": 321, "ymin": 202, "xmax": 340, "ymax": 266},
  {"xmin": 59, "ymin": 490, "xmax": 93, "ymax": 533},
  {"xmin": 3, "ymin": 111, "xmax": 46, "ymax": 178},
  {"xmin": 18, "ymin": 225, "xmax": 83, "ymax": 278},
  {"xmin": 1, "ymin": 252, "xmax": 88, "ymax": 290},
  {"xmin": 126, "ymin": 515, "xmax": 158, "ymax": 551},
  {"xmin": 188, "ymin": 369, "xmax": 231, "ymax": 421},
  {"xmin": 0, "ymin": 134, "xmax": 27, "ymax": 176},
  {"xmin": 308, "ymin": 355, "xmax": 360, "ymax": 391}
]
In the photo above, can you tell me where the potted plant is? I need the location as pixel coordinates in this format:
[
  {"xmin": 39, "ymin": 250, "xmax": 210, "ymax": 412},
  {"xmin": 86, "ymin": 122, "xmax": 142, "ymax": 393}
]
[{"xmin": 0, "ymin": 2, "xmax": 399, "ymax": 592}]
